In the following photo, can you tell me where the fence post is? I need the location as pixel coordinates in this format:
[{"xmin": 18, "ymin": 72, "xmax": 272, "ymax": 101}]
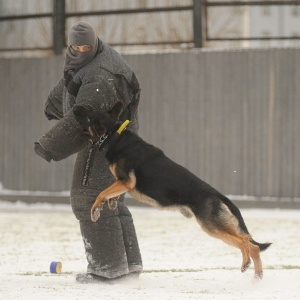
[
  {"xmin": 193, "ymin": 0, "xmax": 205, "ymax": 48},
  {"xmin": 53, "ymin": 0, "xmax": 66, "ymax": 55}
]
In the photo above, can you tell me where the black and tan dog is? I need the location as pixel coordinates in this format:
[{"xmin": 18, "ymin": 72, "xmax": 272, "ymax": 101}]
[{"xmin": 73, "ymin": 102, "xmax": 271, "ymax": 279}]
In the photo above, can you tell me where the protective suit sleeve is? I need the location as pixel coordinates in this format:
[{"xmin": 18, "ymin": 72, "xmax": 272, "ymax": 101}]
[
  {"xmin": 75, "ymin": 75, "xmax": 119, "ymax": 111},
  {"xmin": 44, "ymin": 77, "xmax": 64, "ymax": 120},
  {"xmin": 34, "ymin": 142, "xmax": 54, "ymax": 162},
  {"xmin": 35, "ymin": 77, "xmax": 118, "ymax": 162},
  {"xmin": 35, "ymin": 111, "xmax": 88, "ymax": 161}
]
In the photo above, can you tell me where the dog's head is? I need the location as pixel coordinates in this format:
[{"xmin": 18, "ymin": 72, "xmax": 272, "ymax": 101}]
[{"xmin": 73, "ymin": 101, "xmax": 124, "ymax": 139}]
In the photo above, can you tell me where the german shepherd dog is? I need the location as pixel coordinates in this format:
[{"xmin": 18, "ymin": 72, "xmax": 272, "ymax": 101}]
[{"xmin": 73, "ymin": 102, "xmax": 271, "ymax": 279}]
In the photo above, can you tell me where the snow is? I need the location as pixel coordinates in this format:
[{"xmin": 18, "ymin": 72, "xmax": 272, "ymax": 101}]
[
  {"xmin": 0, "ymin": 200, "xmax": 300, "ymax": 300},
  {"xmin": 0, "ymin": 182, "xmax": 70, "ymax": 197}
]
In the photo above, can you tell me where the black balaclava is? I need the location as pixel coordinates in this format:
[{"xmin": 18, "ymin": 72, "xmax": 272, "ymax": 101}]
[{"xmin": 64, "ymin": 21, "xmax": 101, "ymax": 71}]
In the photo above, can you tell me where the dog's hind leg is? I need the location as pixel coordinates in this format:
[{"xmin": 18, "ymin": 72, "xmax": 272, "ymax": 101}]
[
  {"xmin": 195, "ymin": 209, "xmax": 266, "ymax": 278},
  {"xmin": 218, "ymin": 234, "xmax": 263, "ymax": 279},
  {"xmin": 198, "ymin": 225, "xmax": 252, "ymax": 274},
  {"xmin": 232, "ymin": 235, "xmax": 252, "ymax": 273},
  {"xmin": 249, "ymin": 242, "xmax": 263, "ymax": 279},
  {"xmin": 194, "ymin": 202, "xmax": 253, "ymax": 275},
  {"xmin": 193, "ymin": 197, "xmax": 270, "ymax": 279},
  {"xmin": 238, "ymin": 236, "xmax": 252, "ymax": 273}
]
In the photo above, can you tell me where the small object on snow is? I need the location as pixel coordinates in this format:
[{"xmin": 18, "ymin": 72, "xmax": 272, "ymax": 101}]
[{"xmin": 50, "ymin": 261, "xmax": 62, "ymax": 274}]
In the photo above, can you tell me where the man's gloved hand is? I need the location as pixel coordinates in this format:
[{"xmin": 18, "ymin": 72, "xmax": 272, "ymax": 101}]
[{"xmin": 34, "ymin": 142, "xmax": 53, "ymax": 162}]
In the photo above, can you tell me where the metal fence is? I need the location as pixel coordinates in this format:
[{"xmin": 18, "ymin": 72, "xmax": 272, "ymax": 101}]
[
  {"xmin": 1, "ymin": 0, "xmax": 300, "ymax": 55},
  {"xmin": 0, "ymin": 48, "xmax": 299, "ymax": 203},
  {"xmin": 0, "ymin": 0, "xmax": 198, "ymax": 54}
]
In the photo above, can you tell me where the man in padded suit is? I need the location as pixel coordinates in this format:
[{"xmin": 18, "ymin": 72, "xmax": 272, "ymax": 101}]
[{"xmin": 34, "ymin": 21, "xmax": 143, "ymax": 283}]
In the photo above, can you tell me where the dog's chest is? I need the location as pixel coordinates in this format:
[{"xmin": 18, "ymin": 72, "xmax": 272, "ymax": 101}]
[
  {"xmin": 109, "ymin": 162, "xmax": 161, "ymax": 208},
  {"xmin": 109, "ymin": 163, "xmax": 118, "ymax": 179}
]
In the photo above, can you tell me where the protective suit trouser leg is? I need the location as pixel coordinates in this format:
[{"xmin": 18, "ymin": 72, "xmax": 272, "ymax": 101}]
[
  {"xmin": 79, "ymin": 214, "xmax": 128, "ymax": 278},
  {"xmin": 72, "ymin": 194, "xmax": 142, "ymax": 279},
  {"xmin": 118, "ymin": 201, "xmax": 143, "ymax": 274}
]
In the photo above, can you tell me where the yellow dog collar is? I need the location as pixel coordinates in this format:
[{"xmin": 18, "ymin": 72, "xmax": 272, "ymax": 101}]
[{"xmin": 117, "ymin": 120, "xmax": 130, "ymax": 134}]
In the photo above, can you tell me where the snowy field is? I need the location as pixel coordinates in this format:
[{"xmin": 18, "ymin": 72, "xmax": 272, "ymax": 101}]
[{"xmin": 0, "ymin": 200, "xmax": 300, "ymax": 300}]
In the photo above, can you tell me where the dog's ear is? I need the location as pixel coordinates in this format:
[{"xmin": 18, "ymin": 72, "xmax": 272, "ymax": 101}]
[
  {"xmin": 108, "ymin": 101, "xmax": 124, "ymax": 119},
  {"xmin": 73, "ymin": 105, "xmax": 93, "ymax": 125}
]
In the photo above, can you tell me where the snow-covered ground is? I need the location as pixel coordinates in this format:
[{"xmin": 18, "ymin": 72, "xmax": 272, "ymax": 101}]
[{"xmin": 0, "ymin": 200, "xmax": 299, "ymax": 300}]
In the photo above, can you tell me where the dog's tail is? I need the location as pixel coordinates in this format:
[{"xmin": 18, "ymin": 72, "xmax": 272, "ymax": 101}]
[{"xmin": 249, "ymin": 238, "xmax": 272, "ymax": 252}]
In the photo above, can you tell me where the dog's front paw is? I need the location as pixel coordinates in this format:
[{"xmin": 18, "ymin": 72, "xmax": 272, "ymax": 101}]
[
  {"xmin": 108, "ymin": 196, "xmax": 119, "ymax": 210},
  {"xmin": 91, "ymin": 207, "xmax": 102, "ymax": 222}
]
